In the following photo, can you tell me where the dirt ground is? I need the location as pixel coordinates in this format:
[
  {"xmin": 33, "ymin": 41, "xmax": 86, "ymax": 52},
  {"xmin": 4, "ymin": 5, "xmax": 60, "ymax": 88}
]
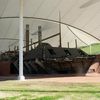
[
  {"xmin": 0, "ymin": 73, "xmax": 100, "ymax": 83},
  {"xmin": 26, "ymin": 73, "xmax": 100, "ymax": 83}
]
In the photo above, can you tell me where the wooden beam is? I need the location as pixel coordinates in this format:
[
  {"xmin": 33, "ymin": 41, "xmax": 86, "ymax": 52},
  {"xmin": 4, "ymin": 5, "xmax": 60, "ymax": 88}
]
[
  {"xmin": 38, "ymin": 26, "xmax": 42, "ymax": 45},
  {"xmin": 75, "ymin": 39, "xmax": 77, "ymax": 48}
]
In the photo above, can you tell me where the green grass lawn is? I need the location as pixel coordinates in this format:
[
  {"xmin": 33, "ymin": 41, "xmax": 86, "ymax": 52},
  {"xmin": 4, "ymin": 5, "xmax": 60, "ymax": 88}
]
[
  {"xmin": 80, "ymin": 43, "xmax": 100, "ymax": 55},
  {"xmin": 0, "ymin": 80, "xmax": 100, "ymax": 100}
]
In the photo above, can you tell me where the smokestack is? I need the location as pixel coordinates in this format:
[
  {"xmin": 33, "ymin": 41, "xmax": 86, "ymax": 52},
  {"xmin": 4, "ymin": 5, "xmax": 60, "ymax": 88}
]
[
  {"xmin": 38, "ymin": 26, "xmax": 42, "ymax": 45},
  {"xmin": 26, "ymin": 24, "xmax": 29, "ymax": 52},
  {"xmin": 75, "ymin": 39, "xmax": 77, "ymax": 48},
  {"xmin": 67, "ymin": 42, "xmax": 69, "ymax": 48}
]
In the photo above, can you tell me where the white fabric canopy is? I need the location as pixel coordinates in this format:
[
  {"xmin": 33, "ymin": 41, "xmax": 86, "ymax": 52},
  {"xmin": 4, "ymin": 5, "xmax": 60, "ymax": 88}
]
[{"xmin": 0, "ymin": 0, "xmax": 100, "ymax": 51}]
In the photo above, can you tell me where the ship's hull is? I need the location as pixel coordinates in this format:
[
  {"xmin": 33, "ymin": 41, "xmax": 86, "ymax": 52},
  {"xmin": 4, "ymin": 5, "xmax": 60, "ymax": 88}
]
[
  {"xmin": 0, "ymin": 57, "xmax": 94, "ymax": 76},
  {"xmin": 0, "ymin": 43, "xmax": 95, "ymax": 76},
  {"xmin": 10, "ymin": 57, "xmax": 94, "ymax": 76}
]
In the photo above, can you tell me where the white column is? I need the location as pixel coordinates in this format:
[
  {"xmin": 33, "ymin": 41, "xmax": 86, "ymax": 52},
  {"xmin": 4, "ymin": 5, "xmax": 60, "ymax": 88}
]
[{"xmin": 18, "ymin": 0, "xmax": 25, "ymax": 80}]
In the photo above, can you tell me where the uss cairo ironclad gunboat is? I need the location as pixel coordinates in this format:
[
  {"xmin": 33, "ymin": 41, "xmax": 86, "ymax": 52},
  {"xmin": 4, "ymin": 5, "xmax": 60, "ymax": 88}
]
[{"xmin": 0, "ymin": 25, "xmax": 95, "ymax": 76}]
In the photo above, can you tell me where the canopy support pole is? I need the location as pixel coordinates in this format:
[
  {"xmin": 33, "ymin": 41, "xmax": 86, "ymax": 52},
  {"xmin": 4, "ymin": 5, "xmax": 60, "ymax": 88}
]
[
  {"xmin": 18, "ymin": 0, "xmax": 25, "ymax": 80},
  {"xmin": 59, "ymin": 12, "xmax": 62, "ymax": 47}
]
